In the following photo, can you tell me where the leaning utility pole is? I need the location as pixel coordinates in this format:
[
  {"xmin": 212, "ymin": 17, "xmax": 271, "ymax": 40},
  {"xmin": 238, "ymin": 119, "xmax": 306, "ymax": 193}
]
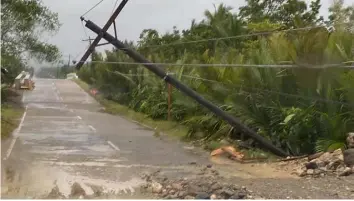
[
  {"xmin": 82, "ymin": 18, "xmax": 289, "ymax": 157},
  {"xmin": 75, "ymin": 0, "xmax": 128, "ymax": 70}
]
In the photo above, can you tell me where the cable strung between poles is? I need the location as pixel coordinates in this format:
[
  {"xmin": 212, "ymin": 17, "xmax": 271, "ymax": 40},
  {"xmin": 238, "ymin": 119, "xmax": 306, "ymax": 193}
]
[
  {"xmin": 74, "ymin": 60, "xmax": 354, "ymax": 69},
  {"xmin": 76, "ymin": 0, "xmax": 129, "ymax": 70},
  {"xmin": 81, "ymin": 0, "xmax": 105, "ymax": 17},
  {"xmin": 180, "ymin": 75, "xmax": 354, "ymax": 106},
  {"xmin": 83, "ymin": 18, "xmax": 289, "ymax": 157},
  {"xmin": 114, "ymin": 24, "xmax": 345, "ymax": 51}
]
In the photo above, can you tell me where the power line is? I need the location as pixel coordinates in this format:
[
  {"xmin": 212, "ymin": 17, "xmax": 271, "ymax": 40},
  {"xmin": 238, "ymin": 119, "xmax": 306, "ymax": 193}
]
[
  {"xmin": 81, "ymin": 0, "xmax": 105, "ymax": 17},
  {"xmin": 100, "ymin": 69, "xmax": 353, "ymax": 106},
  {"xmin": 106, "ymin": 71, "xmax": 175, "ymax": 76},
  {"xmin": 75, "ymin": 60, "xmax": 354, "ymax": 69},
  {"xmin": 106, "ymin": 22, "xmax": 351, "ymax": 52},
  {"xmin": 180, "ymin": 74, "xmax": 353, "ymax": 106},
  {"xmin": 111, "ymin": 0, "xmax": 120, "ymax": 15},
  {"xmin": 117, "ymin": 25, "xmax": 331, "ymax": 51},
  {"xmin": 81, "ymin": 20, "xmax": 89, "ymax": 38}
]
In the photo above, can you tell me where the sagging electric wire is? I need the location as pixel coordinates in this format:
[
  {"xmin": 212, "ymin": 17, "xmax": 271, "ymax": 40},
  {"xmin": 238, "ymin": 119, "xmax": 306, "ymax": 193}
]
[
  {"xmin": 72, "ymin": 60, "xmax": 354, "ymax": 69},
  {"xmin": 81, "ymin": 0, "xmax": 105, "ymax": 17},
  {"xmin": 107, "ymin": 72, "xmax": 175, "ymax": 76},
  {"xmin": 112, "ymin": 23, "xmax": 350, "ymax": 51},
  {"xmin": 101, "ymin": 68, "xmax": 353, "ymax": 106},
  {"xmin": 180, "ymin": 74, "xmax": 353, "ymax": 106},
  {"xmin": 111, "ymin": 0, "xmax": 120, "ymax": 15},
  {"xmin": 81, "ymin": 20, "xmax": 89, "ymax": 38}
]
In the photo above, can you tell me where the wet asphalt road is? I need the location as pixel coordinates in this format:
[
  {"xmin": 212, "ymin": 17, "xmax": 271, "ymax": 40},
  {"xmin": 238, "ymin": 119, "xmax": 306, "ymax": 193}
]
[{"xmin": 2, "ymin": 78, "xmax": 209, "ymax": 198}]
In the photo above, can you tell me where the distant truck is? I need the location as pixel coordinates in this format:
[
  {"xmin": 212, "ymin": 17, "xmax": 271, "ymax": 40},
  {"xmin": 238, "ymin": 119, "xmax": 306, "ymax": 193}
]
[
  {"xmin": 66, "ymin": 73, "xmax": 78, "ymax": 80},
  {"xmin": 14, "ymin": 71, "xmax": 35, "ymax": 90}
]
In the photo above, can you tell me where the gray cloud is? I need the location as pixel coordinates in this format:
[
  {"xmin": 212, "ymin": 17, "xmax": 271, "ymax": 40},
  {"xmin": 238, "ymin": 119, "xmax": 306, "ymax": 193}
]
[{"xmin": 40, "ymin": 0, "xmax": 353, "ymax": 65}]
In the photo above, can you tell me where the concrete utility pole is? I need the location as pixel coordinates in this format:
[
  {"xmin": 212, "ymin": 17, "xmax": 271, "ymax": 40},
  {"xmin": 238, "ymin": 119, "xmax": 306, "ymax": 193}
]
[
  {"xmin": 76, "ymin": 0, "xmax": 128, "ymax": 70},
  {"xmin": 83, "ymin": 19, "xmax": 289, "ymax": 157},
  {"xmin": 67, "ymin": 54, "xmax": 71, "ymax": 67},
  {"xmin": 82, "ymin": 37, "xmax": 95, "ymax": 62}
]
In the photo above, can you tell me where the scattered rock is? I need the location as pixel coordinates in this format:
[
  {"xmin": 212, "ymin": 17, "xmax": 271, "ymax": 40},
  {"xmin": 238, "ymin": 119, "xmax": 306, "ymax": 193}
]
[
  {"xmin": 170, "ymin": 193, "xmax": 179, "ymax": 199},
  {"xmin": 47, "ymin": 186, "xmax": 66, "ymax": 199},
  {"xmin": 185, "ymin": 195, "xmax": 195, "ymax": 199},
  {"xmin": 339, "ymin": 167, "xmax": 353, "ymax": 176},
  {"xmin": 306, "ymin": 169, "xmax": 314, "ymax": 175},
  {"xmin": 327, "ymin": 159, "xmax": 343, "ymax": 170},
  {"xmin": 151, "ymin": 182, "xmax": 163, "ymax": 193},
  {"xmin": 305, "ymin": 161, "xmax": 318, "ymax": 169},
  {"xmin": 220, "ymin": 188, "xmax": 234, "ymax": 199},
  {"xmin": 229, "ymin": 191, "xmax": 247, "ymax": 199},
  {"xmin": 195, "ymin": 192, "xmax": 211, "ymax": 199},
  {"xmin": 178, "ymin": 191, "xmax": 187, "ymax": 198},
  {"xmin": 347, "ymin": 132, "xmax": 354, "ymax": 148},
  {"xmin": 210, "ymin": 194, "xmax": 217, "ymax": 199},
  {"xmin": 141, "ymin": 167, "xmax": 251, "ymax": 200},
  {"xmin": 211, "ymin": 183, "xmax": 222, "ymax": 191},
  {"xmin": 343, "ymin": 149, "xmax": 354, "ymax": 167},
  {"xmin": 70, "ymin": 182, "xmax": 86, "ymax": 197},
  {"xmin": 295, "ymin": 148, "xmax": 354, "ymax": 177},
  {"xmin": 172, "ymin": 183, "xmax": 183, "ymax": 190}
]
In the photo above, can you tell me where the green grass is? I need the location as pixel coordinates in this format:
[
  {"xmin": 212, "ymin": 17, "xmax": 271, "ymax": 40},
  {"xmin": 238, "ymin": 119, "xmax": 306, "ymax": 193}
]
[
  {"xmin": 74, "ymin": 79, "xmax": 189, "ymax": 139},
  {"xmin": 1, "ymin": 104, "xmax": 24, "ymax": 140}
]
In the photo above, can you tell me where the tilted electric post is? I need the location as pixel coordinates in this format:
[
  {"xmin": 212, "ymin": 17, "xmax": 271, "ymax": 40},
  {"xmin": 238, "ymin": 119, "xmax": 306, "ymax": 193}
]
[
  {"xmin": 75, "ymin": 0, "xmax": 128, "ymax": 70},
  {"xmin": 81, "ymin": 18, "xmax": 288, "ymax": 157}
]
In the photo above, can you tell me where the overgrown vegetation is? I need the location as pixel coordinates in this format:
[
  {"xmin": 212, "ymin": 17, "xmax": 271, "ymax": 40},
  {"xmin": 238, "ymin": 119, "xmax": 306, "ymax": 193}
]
[
  {"xmin": 1, "ymin": 103, "xmax": 24, "ymax": 139},
  {"xmin": 77, "ymin": 0, "xmax": 354, "ymax": 156},
  {"xmin": 1, "ymin": 0, "xmax": 61, "ymax": 87},
  {"xmin": 1, "ymin": 0, "xmax": 61, "ymax": 139}
]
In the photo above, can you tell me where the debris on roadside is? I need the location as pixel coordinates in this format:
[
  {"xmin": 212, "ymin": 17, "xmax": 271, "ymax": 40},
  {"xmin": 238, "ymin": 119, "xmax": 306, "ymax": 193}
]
[
  {"xmin": 210, "ymin": 146, "xmax": 244, "ymax": 163},
  {"xmin": 290, "ymin": 133, "xmax": 354, "ymax": 177},
  {"xmin": 140, "ymin": 167, "xmax": 257, "ymax": 200}
]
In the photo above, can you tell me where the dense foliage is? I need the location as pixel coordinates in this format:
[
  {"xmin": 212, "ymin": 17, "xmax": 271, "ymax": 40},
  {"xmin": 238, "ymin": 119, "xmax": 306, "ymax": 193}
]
[
  {"xmin": 1, "ymin": 0, "xmax": 61, "ymax": 84},
  {"xmin": 78, "ymin": 0, "xmax": 354, "ymax": 155}
]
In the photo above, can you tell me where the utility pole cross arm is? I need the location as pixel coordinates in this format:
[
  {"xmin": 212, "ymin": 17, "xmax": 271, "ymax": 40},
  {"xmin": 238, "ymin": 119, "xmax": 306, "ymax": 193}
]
[{"xmin": 76, "ymin": 0, "xmax": 129, "ymax": 70}]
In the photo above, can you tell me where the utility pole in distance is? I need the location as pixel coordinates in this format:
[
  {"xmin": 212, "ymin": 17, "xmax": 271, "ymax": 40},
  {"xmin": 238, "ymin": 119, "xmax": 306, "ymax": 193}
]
[
  {"xmin": 75, "ymin": 0, "xmax": 128, "ymax": 70},
  {"xmin": 67, "ymin": 54, "xmax": 71, "ymax": 67},
  {"xmin": 82, "ymin": 37, "xmax": 96, "ymax": 62}
]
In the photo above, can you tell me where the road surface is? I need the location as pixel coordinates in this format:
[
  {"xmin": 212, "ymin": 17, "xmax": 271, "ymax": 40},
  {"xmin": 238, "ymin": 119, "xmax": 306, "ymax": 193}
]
[
  {"xmin": 2, "ymin": 78, "xmax": 354, "ymax": 199},
  {"xmin": 1, "ymin": 78, "xmax": 210, "ymax": 198}
]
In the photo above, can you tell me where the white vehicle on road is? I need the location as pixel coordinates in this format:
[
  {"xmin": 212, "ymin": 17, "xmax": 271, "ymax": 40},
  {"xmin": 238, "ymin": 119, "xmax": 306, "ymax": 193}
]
[{"xmin": 66, "ymin": 73, "xmax": 78, "ymax": 79}]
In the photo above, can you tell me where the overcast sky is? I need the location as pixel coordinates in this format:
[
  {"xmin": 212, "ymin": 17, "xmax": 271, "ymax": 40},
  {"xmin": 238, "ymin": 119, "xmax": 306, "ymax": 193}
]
[{"xmin": 40, "ymin": 0, "xmax": 353, "ymax": 66}]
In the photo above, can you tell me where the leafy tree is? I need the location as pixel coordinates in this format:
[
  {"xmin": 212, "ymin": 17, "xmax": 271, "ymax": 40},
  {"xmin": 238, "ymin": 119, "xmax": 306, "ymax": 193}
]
[
  {"xmin": 239, "ymin": 0, "xmax": 323, "ymax": 28},
  {"xmin": 1, "ymin": 0, "xmax": 61, "ymax": 82},
  {"xmin": 78, "ymin": 2, "xmax": 354, "ymax": 156}
]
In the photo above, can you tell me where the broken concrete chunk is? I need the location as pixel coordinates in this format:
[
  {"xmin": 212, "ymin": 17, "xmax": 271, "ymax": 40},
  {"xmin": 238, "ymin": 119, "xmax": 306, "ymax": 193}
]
[
  {"xmin": 151, "ymin": 181, "xmax": 163, "ymax": 194},
  {"xmin": 70, "ymin": 182, "xmax": 86, "ymax": 197},
  {"xmin": 343, "ymin": 148, "xmax": 354, "ymax": 167},
  {"xmin": 339, "ymin": 167, "xmax": 353, "ymax": 176},
  {"xmin": 347, "ymin": 132, "xmax": 354, "ymax": 148}
]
